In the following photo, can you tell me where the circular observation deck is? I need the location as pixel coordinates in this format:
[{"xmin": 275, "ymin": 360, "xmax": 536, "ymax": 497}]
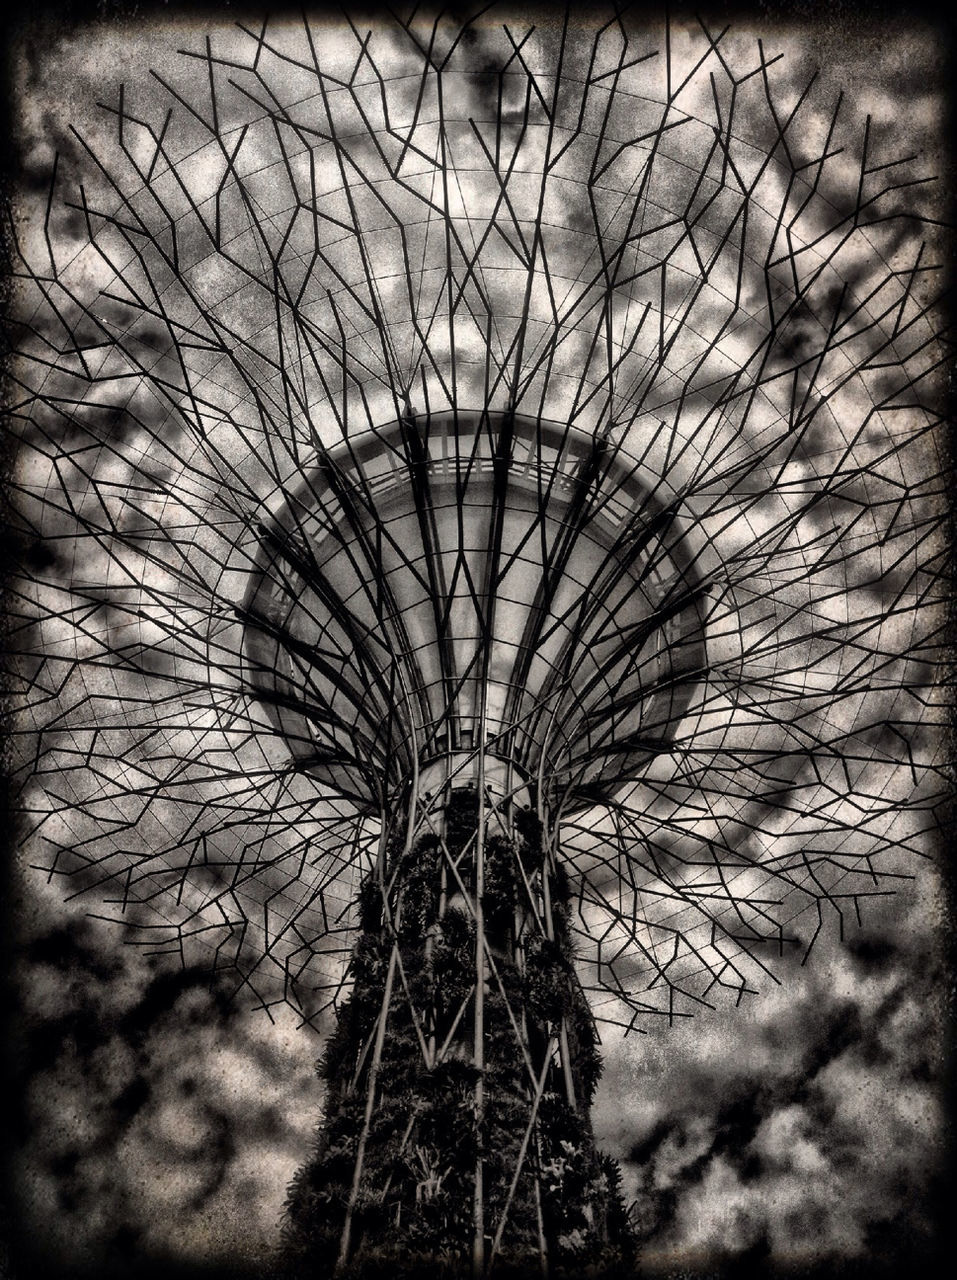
[{"xmin": 241, "ymin": 412, "xmax": 708, "ymax": 812}]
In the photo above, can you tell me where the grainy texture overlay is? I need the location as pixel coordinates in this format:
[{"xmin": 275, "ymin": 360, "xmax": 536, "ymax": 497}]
[{"xmin": 3, "ymin": 2, "xmax": 952, "ymax": 1277}]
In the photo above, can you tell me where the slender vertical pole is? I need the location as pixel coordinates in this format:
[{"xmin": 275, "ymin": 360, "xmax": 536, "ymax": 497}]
[
  {"xmin": 426, "ymin": 857, "xmax": 448, "ymax": 1065},
  {"xmin": 472, "ymin": 749, "xmax": 487, "ymax": 1279},
  {"xmin": 558, "ymin": 1019, "xmax": 578, "ymax": 1111},
  {"xmin": 486, "ymin": 1035, "xmax": 556, "ymax": 1270},
  {"xmin": 533, "ymin": 1161, "xmax": 549, "ymax": 1279},
  {"xmin": 540, "ymin": 841, "xmax": 579, "ymax": 1112},
  {"xmin": 336, "ymin": 937, "xmax": 400, "ymax": 1273}
]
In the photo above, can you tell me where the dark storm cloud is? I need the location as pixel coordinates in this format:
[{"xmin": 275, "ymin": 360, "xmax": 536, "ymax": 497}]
[
  {"xmin": 7, "ymin": 890, "xmax": 321, "ymax": 1278},
  {"xmin": 593, "ymin": 876, "xmax": 947, "ymax": 1274}
]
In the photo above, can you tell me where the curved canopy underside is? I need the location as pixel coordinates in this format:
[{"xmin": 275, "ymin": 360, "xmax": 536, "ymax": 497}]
[{"xmin": 242, "ymin": 411, "xmax": 708, "ymax": 809}]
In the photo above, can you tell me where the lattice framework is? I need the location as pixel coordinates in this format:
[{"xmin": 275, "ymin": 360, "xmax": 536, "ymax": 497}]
[{"xmin": 6, "ymin": 9, "xmax": 947, "ymax": 1042}]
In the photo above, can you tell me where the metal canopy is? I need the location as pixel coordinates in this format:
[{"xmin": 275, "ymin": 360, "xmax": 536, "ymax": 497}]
[{"xmin": 242, "ymin": 410, "xmax": 708, "ymax": 810}]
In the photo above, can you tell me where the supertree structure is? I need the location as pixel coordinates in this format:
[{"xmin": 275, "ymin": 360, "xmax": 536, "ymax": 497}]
[{"xmin": 4, "ymin": 7, "xmax": 949, "ymax": 1278}]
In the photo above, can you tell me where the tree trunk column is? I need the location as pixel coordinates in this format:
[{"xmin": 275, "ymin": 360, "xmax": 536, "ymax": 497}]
[{"xmin": 283, "ymin": 756, "xmax": 632, "ymax": 1277}]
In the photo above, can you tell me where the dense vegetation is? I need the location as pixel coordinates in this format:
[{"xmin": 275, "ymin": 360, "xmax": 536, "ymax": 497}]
[{"xmin": 284, "ymin": 791, "xmax": 634, "ymax": 1277}]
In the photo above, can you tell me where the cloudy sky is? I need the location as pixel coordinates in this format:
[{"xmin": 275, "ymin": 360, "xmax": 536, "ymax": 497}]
[{"xmin": 4, "ymin": 3, "xmax": 952, "ymax": 1278}]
